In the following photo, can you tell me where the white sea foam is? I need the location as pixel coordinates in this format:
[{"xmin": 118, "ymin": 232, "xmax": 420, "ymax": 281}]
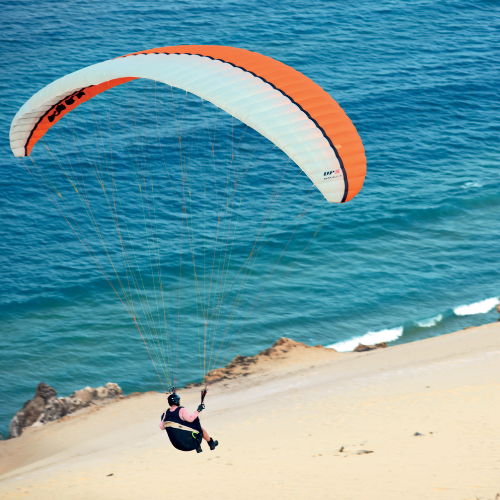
[
  {"xmin": 327, "ymin": 326, "xmax": 404, "ymax": 353},
  {"xmin": 416, "ymin": 314, "xmax": 443, "ymax": 328},
  {"xmin": 462, "ymin": 181, "xmax": 483, "ymax": 189},
  {"xmin": 454, "ymin": 297, "xmax": 499, "ymax": 316}
]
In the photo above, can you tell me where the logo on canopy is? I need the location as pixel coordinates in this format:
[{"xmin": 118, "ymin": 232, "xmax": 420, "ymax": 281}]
[
  {"xmin": 323, "ymin": 169, "xmax": 342, "ymax": 181},
  {"xmin": 47, "ymin": 90, "xmax": 86, "ymax": 123}
]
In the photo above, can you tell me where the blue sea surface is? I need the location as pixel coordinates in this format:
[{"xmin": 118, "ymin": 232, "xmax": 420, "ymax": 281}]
[{"xmin": 1, "ymin": 0, "xmax": 499, "ymax": 436}]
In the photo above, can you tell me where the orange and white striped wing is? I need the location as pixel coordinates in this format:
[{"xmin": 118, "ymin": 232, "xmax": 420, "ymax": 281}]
[{"xmin": 10, "ymin": 46, "xmax": 366, "ymax": 203}]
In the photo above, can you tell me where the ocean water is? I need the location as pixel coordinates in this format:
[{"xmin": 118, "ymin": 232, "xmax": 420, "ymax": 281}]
[{"xmin": 1, "ymin": 0, "xmax": 499, "ymax": 436}]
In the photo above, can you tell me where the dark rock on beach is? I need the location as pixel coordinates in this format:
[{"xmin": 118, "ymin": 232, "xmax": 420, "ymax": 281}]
[
  {"xmin": 353, "ymin": 342, "xmax": 387, "ymax": 352},
  {"xmin": 8, "ymin": 382, "xmax": 123, "ymax": 439}
]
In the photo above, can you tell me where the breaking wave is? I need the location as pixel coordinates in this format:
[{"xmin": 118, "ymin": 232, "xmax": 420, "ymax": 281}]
[
  {"xmin": 327, "ymin": 326, "xmax": 404, "ymax": 353},
  {"xmin": 454, "ymin": 297, "xmax": 499, "ymax": 316},
  {"xmin": 416, "ymin": 314, "xmax": 443, "ymax": 328},
  {"xmin": 328, "ymin": 295, "xmax": 499, "ymax": 353}
]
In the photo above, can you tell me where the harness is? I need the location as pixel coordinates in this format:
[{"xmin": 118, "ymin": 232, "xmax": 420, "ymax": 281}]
[{"xmin": 161, "ymin": 406, "xmax": 203, "ymax": 452}]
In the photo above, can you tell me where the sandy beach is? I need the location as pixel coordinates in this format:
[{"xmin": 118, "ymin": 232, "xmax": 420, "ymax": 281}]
[{"xmin": 1, "ymin": 322, "xmax": 499, "ymax": 500}]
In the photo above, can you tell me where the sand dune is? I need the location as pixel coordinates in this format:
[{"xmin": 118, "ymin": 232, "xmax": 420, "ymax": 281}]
[{"xmin": 1, "ymin": 323, "xmax": 499, "ymax": 500}]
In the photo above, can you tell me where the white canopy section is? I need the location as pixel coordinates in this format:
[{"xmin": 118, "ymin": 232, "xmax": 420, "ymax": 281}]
[{"xmin": 10, "ymin": 53, "xmax": 346, "ymax": 202}]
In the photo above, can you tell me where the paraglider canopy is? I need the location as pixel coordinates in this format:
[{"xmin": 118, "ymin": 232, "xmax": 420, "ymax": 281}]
[{"xmin": 10, "ymin": 45, "xmax": 366, "ymax": 203}]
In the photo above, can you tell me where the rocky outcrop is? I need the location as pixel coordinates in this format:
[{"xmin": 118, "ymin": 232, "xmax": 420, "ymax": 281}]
[
  {"xmin": 201, "ymin": 337, "xmax": 334, "ymax": 384},
  {"xmin": 8, "ymin": 382, "xmax": 122, "ymax": 439},
  {"xmin": 203, "ymin": 354, "xmax": 258, "ymax": 383},
  {"xmin": 353, "ymin": 342, "xmax": 387, "ymax": 352},
  {"xmin": 72, "ymin": 383, "xmax": 122, "ymax": 404}
]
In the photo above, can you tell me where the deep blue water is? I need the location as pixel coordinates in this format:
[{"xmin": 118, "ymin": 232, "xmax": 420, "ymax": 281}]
[{"xmin": 1, "ymin": 0, "xmax": 499, "ymax": 437}]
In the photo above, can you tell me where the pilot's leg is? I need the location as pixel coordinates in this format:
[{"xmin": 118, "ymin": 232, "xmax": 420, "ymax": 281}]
[{"xmin": 201, "ymin": 427, "xmax": 210, "ymax": 442}]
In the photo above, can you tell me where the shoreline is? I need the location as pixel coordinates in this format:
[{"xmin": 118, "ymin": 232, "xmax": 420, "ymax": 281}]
[
  {"xmin": 1, "ymin": 321, "xmax": 499, "ymax": 499},
  {"xmin": 1, "ymin": 336, "xmax": 381, "ymax": 441},
  {"xmin": 1, "ymin": 296, "xmax": 498, "ymax": 438}
]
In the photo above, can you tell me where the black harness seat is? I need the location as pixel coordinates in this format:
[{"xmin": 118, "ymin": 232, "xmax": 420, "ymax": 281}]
[{"xmin": 161, "ymin": 407, "xmax": 203, "ymax": 452}]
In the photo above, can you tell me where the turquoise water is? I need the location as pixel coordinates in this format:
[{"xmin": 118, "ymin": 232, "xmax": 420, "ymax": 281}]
[{"xmin": 1, "ymin": 0, "xmax": 500, "ymax": 436}]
